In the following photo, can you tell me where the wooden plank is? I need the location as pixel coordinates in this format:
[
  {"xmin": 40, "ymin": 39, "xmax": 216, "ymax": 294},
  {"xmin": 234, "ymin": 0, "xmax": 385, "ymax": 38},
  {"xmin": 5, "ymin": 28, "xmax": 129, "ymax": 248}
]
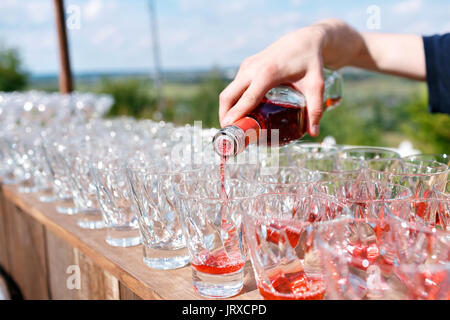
[
  {"xmin": 119, "ymin": 282, "xmax": 142, "ymax": 300},
  {"xmin": 46, "ymin": 228, "xmax": 121, "ymax": 300},
  {"xmin": 75, "ymin": 249, "xmax": 120, "ymax": 300},
  {"xmin": 2, "ymin": 185, "xmax": 261, "ymax": 300},
  {"xmin": 45, "ymin": 228, "xmax": 79, "ymax": 299},
  {"xmin": 3, "ymin": 198, "xmax": 49, "ymax": 299}
]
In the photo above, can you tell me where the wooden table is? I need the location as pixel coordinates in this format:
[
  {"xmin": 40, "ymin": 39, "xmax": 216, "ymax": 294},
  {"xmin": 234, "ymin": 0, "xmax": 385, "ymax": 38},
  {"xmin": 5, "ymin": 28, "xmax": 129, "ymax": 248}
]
[{"xmin": 0, "ymin": 182, "xmax": 260, "ymax": 300}]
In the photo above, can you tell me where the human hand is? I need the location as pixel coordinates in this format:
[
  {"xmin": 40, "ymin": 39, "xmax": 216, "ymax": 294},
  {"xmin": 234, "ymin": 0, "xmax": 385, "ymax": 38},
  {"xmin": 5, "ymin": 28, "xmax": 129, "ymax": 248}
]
[{"xmin": 219, "ymin": 19, "xmax": 360, "ymax": 137}]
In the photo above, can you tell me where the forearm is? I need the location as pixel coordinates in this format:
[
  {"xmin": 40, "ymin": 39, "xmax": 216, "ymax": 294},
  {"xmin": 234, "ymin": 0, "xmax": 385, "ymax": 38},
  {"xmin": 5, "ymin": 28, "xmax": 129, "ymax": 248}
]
[
  {"xmin": 316, "ymin": 19, "xmax": 426, "ymax": 80},
  {"xmin": 353, "ymin": 33, "xmax": 426, "ymax": 80}
]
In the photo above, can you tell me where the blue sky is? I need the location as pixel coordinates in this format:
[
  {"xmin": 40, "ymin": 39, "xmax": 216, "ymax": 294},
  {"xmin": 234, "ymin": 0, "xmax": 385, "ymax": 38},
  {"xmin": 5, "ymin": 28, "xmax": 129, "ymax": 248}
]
[{"xmin": 0, "ymin": 0, "xmax": 449, "ymax": 74}]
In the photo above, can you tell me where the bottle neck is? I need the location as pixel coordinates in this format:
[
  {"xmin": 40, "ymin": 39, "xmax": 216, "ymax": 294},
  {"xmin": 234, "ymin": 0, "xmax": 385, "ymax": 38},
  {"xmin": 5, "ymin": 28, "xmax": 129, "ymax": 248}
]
[{"xmin": 213, "ymin": 117, "xmax": 260, "ymax": 157}]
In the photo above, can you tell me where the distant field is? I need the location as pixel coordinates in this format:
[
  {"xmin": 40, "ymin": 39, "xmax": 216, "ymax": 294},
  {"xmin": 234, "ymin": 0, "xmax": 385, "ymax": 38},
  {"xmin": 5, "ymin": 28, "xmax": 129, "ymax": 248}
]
[{"xmin": 27, "ymin": 70, "xmax": 448, "ymax": 154}]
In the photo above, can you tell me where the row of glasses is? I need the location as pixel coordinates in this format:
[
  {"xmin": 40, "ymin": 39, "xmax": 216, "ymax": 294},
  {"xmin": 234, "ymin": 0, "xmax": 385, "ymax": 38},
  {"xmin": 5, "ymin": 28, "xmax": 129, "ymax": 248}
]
[
  {"xmin": 316, "ymin": 196, "xmax": 449, "ymax": 300},
  {"xmin": 313, "ymin": 179, "xmax": 413, "ymax": 299},
  {"xmin": 1, "ymin": 94, "xmax": 448, "ymax": 302},
  {"xmin": 237, "ymin": 145, "xmax": 449, "ymax": 300}
]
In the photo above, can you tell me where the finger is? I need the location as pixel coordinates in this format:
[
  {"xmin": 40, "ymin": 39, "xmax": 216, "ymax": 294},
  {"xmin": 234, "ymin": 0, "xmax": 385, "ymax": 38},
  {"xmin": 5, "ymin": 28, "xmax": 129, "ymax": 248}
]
[
  {"xmin": 302, "ymin": 74, "xmax": 325, "ymax": 137},
  {"xmin": 222, "ymin": 77, "xmax": 275, "ymax": 127},
  {"xmin": 219, "ymin": 77, "xmax": 250, "ymax": 127}
]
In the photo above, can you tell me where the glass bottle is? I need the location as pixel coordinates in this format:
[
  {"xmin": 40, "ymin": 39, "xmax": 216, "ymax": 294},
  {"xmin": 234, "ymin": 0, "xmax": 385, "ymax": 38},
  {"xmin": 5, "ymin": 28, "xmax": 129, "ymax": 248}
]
[{"xmin": 213, "ymin": 69, "xmax": 343, "ymax": 157}]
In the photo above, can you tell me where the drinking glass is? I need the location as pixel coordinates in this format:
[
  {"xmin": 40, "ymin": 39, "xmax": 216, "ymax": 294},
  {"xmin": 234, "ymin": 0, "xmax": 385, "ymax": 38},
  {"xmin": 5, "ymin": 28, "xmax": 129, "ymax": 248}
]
[
  {"xmin": 316, "ymin": 216, "xmax": 409, "ymax": 299},
  {"xmin": 269, "ymin": 143, "xmax": 339, "ymax": 167},
  {"xmin": 0, "ymin": 137, "xmax": 23, "ymax": 185},
  {"xmin": 126, "ymin": 165, "xmax": 202, "ymax": 269},
  {"xmin": 314, "ymin": 179, "xmax": 412, "ymax": 299},
  {"xmin": 43, "ymin": 142, "xmax": 78, "ymax": 214},
  {"xmin": 388, "ymin": 212, "xmax": 449, "ymax": 300},
  {"xmin": 297, "ymin": 157, "xmax": 363, "ymax": 181},
  {"xmin": 30, "ymin": 142, "xmax": 56, "ymax": 202},
  {"xmin": 2, "ymin": 133, "xmax": 36, "ymax": 192},
  {"xmin": 392, "ymin": 196, "xmax": 450, "ymax": 232},
  {"xmin": 291, "ymin": 142, "xmax": 341, "ymax": 154},
  {"xmin": 314, "ymin": 179, "xmax": 412, "ymax": 220},
  {"xmin": 340, "ymin": 147, "xmax": 400, "ymax": 160},
  {"xmin": 91, "ymin": 166, "xmax": 140, "ymax": 247},
  {"xmin": 240, "ymin": 166, "xmax": 319, "ymax": 193},
  {"xmin": 61, "ymin": 150, "xmax": 104, "ymax": 229},
  {"xmin": 403, "ymin": 153, "xmax": 450, "ymax": 167},
  {"xmin": 244, "ymin": 193, "xmax": 352, "ymax": 300},
  {"xmin": 367, "ymin": 159, "xmax": 449, "ymax": 198},
  {"xmin": 175, "ymin": 179, "xmax": 260, "ymax": 298}
]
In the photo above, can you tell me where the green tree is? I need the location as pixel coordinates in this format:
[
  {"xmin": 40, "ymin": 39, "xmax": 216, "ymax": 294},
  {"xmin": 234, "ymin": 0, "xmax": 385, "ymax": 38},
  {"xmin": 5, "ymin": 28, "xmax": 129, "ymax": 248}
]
[
  {"xmin": 398, "ymin": 89, "xmax": 450, "ymax": 154},
  {"xmin": 99, "ymin": 77, "xmax": 157, "ymax": 118},
  {"xmin": 0, "ymin": 44, "xmax": 28, "ymax": 91},
  {"xmin": 183, "ymin": 69, "xmax": 228, "ymax": 128}
]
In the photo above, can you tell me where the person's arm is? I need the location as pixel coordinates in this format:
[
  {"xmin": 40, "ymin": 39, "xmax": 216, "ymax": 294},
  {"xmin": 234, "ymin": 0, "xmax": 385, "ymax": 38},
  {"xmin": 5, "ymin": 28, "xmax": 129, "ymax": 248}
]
[
  {"xmin": 219, "ymin": 19, "xmax": 428, "ymax": 136},
  {"xmin": 322, "ymin": 24, "xmax": 426, "ymax": 80}
]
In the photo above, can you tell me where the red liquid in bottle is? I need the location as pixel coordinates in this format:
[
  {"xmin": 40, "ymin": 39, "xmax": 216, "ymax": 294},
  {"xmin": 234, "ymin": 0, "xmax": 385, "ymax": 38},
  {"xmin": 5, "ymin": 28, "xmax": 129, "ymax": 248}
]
[
  {"xmin": 233, "ymin": 96, "xmax": 342, "ymax": 148},
  {"xmin": 248, "ymin": 98, "xmax": 307, "ymax": 146},
  {"xmin": 258, "ymin": 271, "xmax": 326, "ymax": 300}
]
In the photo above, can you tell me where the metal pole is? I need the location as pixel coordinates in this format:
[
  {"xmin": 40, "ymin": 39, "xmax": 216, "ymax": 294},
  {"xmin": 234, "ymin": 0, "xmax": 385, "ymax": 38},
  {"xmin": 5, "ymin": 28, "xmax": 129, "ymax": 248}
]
[
  {"xmin": 53, "ymin": 0, "xmax": 73, "ymax": 93},
  {"xmin": 148, "ymin": 0, "xmax": 164, "ymax": 115}
]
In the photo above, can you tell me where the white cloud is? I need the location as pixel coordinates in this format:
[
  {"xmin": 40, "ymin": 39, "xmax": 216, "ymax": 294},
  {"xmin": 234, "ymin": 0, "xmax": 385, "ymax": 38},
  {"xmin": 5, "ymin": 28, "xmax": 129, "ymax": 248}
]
[
  {"xmin": 1, "ymin": 0, "xmax": 449, "ymax": 74},
  {"xmin": 402, "ymin": 20, "xmax": 434, "ymax": 34},
  {"xmin": 0, "ymin": 0, "xmax": 52, "ymax": 26},
  {"xmin": 392, "ymin": 0, "xmax": 423, "ymax": 15},
  {"xmin": 440, "ymin": 22, "xmax": 450, "ymax": 33},
  {"xmin": 289, "ymin": 0, "xmax": 304, "ymax": 7},
  {"xmin": 84, "ymin": 0, "xmax": 103, "ymax": 20},
  {"xmin": 82, "ymin": 0, "xmax": 120, "ymax": 22},
  {"xmin": 24, "ymin": 1, "xmax": 52, "ymax": 24}
]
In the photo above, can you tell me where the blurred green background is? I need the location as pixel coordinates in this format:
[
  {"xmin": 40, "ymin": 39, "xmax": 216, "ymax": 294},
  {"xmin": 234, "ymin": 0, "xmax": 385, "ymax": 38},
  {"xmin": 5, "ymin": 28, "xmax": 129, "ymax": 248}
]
[{"xmin": 1, "ymin": 44, "xmax": 449, "ymax": 154}]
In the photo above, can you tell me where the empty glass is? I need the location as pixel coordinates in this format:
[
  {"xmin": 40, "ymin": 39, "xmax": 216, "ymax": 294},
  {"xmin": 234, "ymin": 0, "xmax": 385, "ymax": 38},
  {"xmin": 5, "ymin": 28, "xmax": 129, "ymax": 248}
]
[
  {"xmin": 403, "ymin": 153, "xmax": 450, "ymax": 167},
  {"xmin": 2, "ymin": 133, "xmax": 36, "ymax": 192},
  {"xmin": 269, "ymin": 143, "xmax": 339, "ymax": 167},
  {"xmin": 291, "ymin": 142, "xmax": 341, "ymax": 154},
  {"xmin": 314, "ymin": 179, "xmax": 412, "ymax": 220},
  {"xmin": 61, "ymin": 150, "xmax": 104, "ymax": 229},
  {"xmin": 340, "ymin": 147, "xmax": 401, "ymax": 160},
  {"xmin": 298, "ymin": 157, "xmax": 363, "ymax": 181},
  {"xmin": 367, "ymin": 159, "xmax": 449, "ymax": 198},
  {"xmin": 240, "ymin": 166, "xmax": 319, "ymax": 193},
  {"xmin": 126, "ymin": 165, "xmax": 201, "ymax": 269},
  {"xmin": 43, "ymin": 142, "xmax": 78, "ymax": 214},
  {"xmin": 30, "ymin": 142, "xmax": 56, "ymax": 202},
  {"xmin": 176, "ymin": 179, "xmax": 260, "ymax": 298},
  {"xmin": 91, "ymin": 166, "xmax": 140, "ymax": 247}
]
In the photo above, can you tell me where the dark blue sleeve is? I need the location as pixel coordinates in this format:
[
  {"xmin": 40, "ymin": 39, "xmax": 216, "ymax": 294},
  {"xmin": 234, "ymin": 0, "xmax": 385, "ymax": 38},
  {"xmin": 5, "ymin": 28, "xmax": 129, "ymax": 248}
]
[{"xmin": 423, "ymin": 34, "xmax": 450, "ymax": 114}]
